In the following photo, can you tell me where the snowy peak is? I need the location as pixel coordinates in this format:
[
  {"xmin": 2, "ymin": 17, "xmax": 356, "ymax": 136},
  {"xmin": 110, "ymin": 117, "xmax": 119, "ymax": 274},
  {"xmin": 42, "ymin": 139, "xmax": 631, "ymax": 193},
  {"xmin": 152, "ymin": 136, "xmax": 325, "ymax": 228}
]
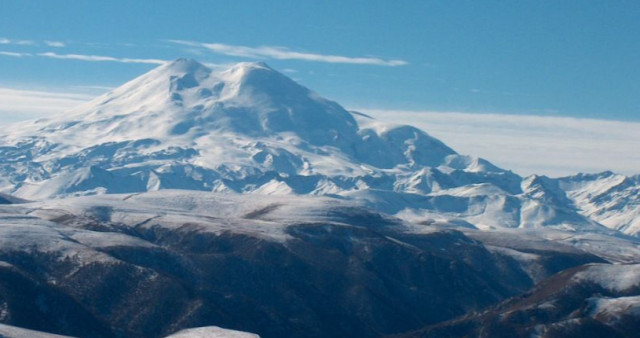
[
  {"xmin": 84, "ymin": 58, "xmax": 213, "ymax": 112},
  {"xmin": 223, "ymin": 61, "xmax": 308, "ymax": 100},
  {"xmin": 1, "ymin": 59, "xmax": 465, "ymax": 185},
  {"xmin": 163, "ymin": 57, "xmax": 211, "ymax": 74},
  {"xmin": 51, "ymin": 59, "xmax": 360, "ymax": 146},
  {"xmin": 219, "ymin": 61, "xmax": 360, "ymax": 143},
  {"xmin": 6, "ymin": 58, "xmax": 639, "ymax": 239}
]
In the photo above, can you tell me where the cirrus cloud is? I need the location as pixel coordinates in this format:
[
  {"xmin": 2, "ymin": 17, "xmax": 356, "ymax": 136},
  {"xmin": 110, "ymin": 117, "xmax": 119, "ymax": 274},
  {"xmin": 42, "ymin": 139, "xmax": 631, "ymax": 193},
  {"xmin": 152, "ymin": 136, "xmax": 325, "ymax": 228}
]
[
  {"xmin": 169, "ymin": 40, "xmax": 408, "ymax": 66},
  {"xmin": 37, "ymin": 52, "xmax": 167, "ymax": 65},
  {"xmin": 0, "ymin": 51, "xmax": 31, "ymax": 57},
  {"xmin": 0, "ymin": 38, "xmax": 35, "ymax": 45},
  {"xmin": 44, "ymin": 41, "xmax": 66, "ymax": 47}
]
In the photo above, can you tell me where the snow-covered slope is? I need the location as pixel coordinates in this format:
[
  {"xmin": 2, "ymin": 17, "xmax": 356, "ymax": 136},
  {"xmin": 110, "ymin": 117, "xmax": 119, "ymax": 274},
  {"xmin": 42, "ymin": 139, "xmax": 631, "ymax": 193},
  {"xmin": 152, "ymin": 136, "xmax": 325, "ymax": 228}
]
[
  {"xmin": 0, "ymin": 324, "xmax": 73, "ymax": 338},
  {"xmin": 558, "ymin": 172, "xmax": 640, "ymax": 236},
  {"xmin": 0, "ymin": 189, "xmax": 634, "ymax": 337},
  {"xmin": 0, "ymin": 189, "xmax": 552, "ymax": 337},
  {"xmin": 404, "ymin": 263, "xmax": 640, "ymax": 337},
  {"xmin": 0, "ymin": 59, "xmax": 460, "ymax": 197},
  {"xmin": 0, "ymin": 59, "xmax": 637, "ymax": 239},
  {"xmin": 0, "ymin": 321, "xmax": 259, "ymax": 337},
  {"xmin": 164, "ymin": 326, "xmax": 259, "ymax": 338}
]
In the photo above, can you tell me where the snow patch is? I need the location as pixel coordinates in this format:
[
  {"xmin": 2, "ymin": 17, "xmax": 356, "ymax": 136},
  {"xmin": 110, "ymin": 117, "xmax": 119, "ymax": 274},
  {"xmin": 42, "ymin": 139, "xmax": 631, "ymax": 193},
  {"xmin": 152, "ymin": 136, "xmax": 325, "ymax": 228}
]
[{"xmin": 165, "ymin": 326, "xmax": 259, "ymax": 338}]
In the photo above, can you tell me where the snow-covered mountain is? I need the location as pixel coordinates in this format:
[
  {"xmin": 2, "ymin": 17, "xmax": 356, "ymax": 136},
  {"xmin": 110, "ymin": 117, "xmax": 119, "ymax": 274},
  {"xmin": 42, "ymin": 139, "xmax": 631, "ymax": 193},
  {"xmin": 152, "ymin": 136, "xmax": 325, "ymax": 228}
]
[
  {"xmin": 0, "ymin": 59, "xmax": 458, "ymax": 198},
  {"xmin": 1, "ymin": 58, "xmax": 637, "ymax": 239},
  {"xmin": 558, "ymin": 171, "xmax": 640, "ymax": 236},
  {"xmin": 0, "ymin": 59, "xmax": 638, "ymax": 337}
]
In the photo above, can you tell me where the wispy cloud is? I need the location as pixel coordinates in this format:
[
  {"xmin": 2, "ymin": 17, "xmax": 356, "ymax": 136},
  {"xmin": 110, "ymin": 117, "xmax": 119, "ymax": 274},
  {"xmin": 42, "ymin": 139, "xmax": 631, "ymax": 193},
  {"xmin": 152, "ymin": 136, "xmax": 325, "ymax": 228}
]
[
  {"xmin": 38, "ymin": 52, "xmax": 167, "ymax": 65},
  {"xmin": 1, "ymin": 37, "xmax": 59, "ymax": 47},
  {"xmin": 0, "ymin": 50, "xmax": 168, "ymax": 65},
  {"xmin": 361, "ymin": 109, "xmax": 640, "ymax": 177},
  {"xmin": 44, "ymin": 41, "xmax": 66, "ymax": 48},
  {"xmin": 15, "ymin": 40, "xmax": 35, "ymax": 45},
  {"xmin": 169, "ymin": 40, "xmax": 408, "ymax": 66},
  {"xmin": 0, "ymin": 51, "xmax": 31, "ymax": 57},
  {"xmin": 0, "ymin": 38, "xmax": 35, "ymax": 45}
]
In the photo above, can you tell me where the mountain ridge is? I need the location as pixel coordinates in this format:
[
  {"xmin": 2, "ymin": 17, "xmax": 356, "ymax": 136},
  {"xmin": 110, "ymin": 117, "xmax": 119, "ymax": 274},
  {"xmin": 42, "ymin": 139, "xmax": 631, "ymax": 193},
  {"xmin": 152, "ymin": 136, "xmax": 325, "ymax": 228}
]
[{"xmin": 0, "ymin": 59, "xmax": 638, "ymax": 238}]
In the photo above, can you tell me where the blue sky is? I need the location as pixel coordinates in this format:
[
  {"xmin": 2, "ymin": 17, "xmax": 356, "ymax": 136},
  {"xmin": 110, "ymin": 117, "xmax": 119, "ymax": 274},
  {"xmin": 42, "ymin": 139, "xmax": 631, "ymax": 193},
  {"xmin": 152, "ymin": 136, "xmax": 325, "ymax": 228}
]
[
  {"xmin": 0, "ymin": 1, "xmax": 639, "ymax": 175},
  {"xmin": 1, "ymin": 1, "xmax": 639, "ymax": 120}
]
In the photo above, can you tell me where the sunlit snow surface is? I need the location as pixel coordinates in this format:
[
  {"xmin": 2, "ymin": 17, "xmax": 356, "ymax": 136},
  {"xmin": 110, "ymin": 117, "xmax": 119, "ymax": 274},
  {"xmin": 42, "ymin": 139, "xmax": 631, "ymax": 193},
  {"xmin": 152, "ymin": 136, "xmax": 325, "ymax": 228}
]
[
  {"xmin": 0, "ymin": 324, "xmax": 73, "ymax": 338},
  {"xmin": 0, "ymin": 323, "xmax": 259, "ymax": 338},
  {"xmin": 0, "ymin": 190, "xmax": 636, "ymax": 271},
  {"xmin": 165, "ymin": 326, "xmax": 259, "ymax": 338},
  {"xmin": 0, "ymin": 59, "xmax": 637, "ymax": 259},
  {"xmin": 588, "ymin": 296, "xmax": 640, "ymax": 322},
  {"xmin": 573, "ymin": 264, "xmax": 640, "ymax": 292}
]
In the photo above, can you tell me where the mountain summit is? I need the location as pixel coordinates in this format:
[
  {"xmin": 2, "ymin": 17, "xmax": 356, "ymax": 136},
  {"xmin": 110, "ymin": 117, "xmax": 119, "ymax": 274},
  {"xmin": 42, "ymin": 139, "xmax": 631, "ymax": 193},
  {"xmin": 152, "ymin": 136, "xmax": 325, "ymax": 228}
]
[
  {"xmin": 0, "ymin": 59, "xmax": 638, "ymax": 239},
  {"xmin": 8, "ymin": 59, "xmax": 455, "ymax": 165},
  {"xmin": 0, "ymin": 59, "xmax": 638, "ymax": 338},
  {"xmin": 1, "ymin": 59, "xmax": 461, "ymax": 195}
]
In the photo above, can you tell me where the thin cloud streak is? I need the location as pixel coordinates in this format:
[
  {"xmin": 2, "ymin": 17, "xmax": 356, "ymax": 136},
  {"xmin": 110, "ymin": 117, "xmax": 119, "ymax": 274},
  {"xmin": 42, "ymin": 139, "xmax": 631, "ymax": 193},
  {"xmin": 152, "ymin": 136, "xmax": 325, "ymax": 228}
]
[
  {"xmin": 0, "ymin": 51, "xmax": 31, "ymax": 57},
  {"xmin": 15, "ymin": 40, "xmax": 35, "ymax": 45},
  {"xmin": 0, "ymin": 38, "xmax": 35, "ymax": 45},
  {"xmin": 0, "ymin": 49, "xmax": 168, "ymax": 65},
  {"xmin": 44, "ymin": 41, "xmax": 66, "ymax": 47},
  {"xmin": 38, "ymin": 52, "xmax": 167, "ymax": 65},
  {"xmin": 169, "ymin": 40, "xmax": 408, "ymax": 66},
  {"xmin": 1, "ymin": 38, "xmax": 63, "ymax": 47},
  {"xmin": 0, "ymin": 49, "xmax": 227, "ymax": 69},
  {"xmin": 362, "ymin": 109, "xmax": 640, "ymax": 177}
]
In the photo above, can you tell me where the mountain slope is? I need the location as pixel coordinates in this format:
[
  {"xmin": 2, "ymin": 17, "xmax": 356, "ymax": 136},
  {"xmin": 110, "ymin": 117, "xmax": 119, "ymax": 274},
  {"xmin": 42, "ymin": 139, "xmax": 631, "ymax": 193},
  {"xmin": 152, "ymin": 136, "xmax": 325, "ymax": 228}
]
[
  {"xmin": 0, "ymin": 190, "xmax": 546, "ymax": 337},
  {"xmin": 558, "ymin": 172, "xmax": 640, "ymax": 236},
  {"xmin": 1, "ymin": 60, "xmax": 478, "ymax": 204},
  {"xmin": 2, "ymin": 59, "xmax": 636, "ymax": 239},
  {"xmin": 402, "ymin": 263, "xmax": 640, "ymax": 338}
]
